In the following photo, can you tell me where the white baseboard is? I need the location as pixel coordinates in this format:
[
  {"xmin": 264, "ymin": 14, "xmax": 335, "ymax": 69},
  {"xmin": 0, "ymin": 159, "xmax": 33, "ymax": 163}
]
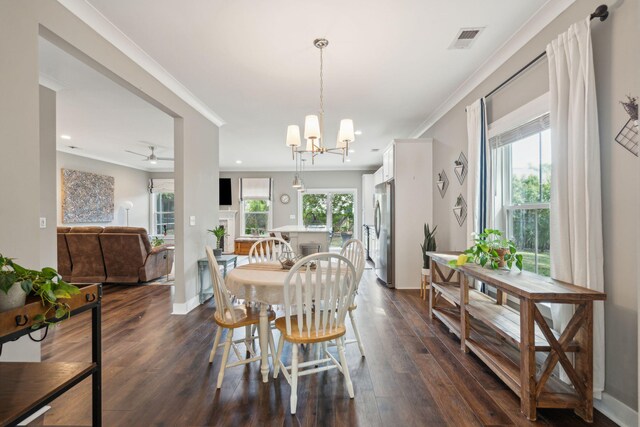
[
  {"xmin": 18, "ymin": 405, "xmax": 50, "ymax": 425},
  {"xmin": 172, "ymin": 295, "xmax": 200, "ymax": 315},
  {"xmin": 595, "ymin": 392, "xmax": 638, "ymax": 427}
]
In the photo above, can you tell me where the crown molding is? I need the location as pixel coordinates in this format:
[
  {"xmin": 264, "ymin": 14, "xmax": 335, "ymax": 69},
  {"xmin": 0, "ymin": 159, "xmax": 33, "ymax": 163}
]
[
  {"xmin": 39, "ymin": 73, "xmax": 65, "ymax": 91},
  {"xmin": 408, "ymin": 0, "xmax": 576, "ymax": 138},
  {"xmin": 56, "ymin": 0, "xmax": 225, "ymax": 127}
]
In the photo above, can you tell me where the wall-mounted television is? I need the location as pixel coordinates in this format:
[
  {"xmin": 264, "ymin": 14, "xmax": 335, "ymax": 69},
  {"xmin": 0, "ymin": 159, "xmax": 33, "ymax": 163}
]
[{"xmin": 219, "ymin": 178, "xmax": 232, "ymax": 206}]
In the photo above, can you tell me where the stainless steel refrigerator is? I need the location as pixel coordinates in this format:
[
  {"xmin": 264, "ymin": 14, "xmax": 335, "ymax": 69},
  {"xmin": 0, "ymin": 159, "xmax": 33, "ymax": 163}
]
[{"xmin": 374, "ymin": 181, "xmax": 394, "ymax": 287}]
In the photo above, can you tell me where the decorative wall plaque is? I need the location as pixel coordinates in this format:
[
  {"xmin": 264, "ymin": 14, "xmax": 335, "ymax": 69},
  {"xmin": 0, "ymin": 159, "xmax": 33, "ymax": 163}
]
[
  {"xmin": 454, "ymin": 152, "xmax": 468, "ymax": 184},
  {"xmin": 436, "ymin": 170, "xmax": 449, "ymax": 198},
  {"xmin": 62, "ymin": 169, "xmax": 114, "ymax": 223},
  {"xmin": 453, "ymin": 193, "xmax": 467, "ymax": 227}
]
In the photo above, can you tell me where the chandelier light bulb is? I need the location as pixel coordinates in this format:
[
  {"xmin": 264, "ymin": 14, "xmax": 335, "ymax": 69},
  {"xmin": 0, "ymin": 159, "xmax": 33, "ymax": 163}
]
[
  {"xmin": 338, "ymin": 119, "xmax": 355, "ymax": 144},
  {"xmin": 286, "ymin": 125, "xmax": 301, "ymax": 147},
  {"xmin": 304, "ymin": 115, "xmax": 321, "ymax": 140}
]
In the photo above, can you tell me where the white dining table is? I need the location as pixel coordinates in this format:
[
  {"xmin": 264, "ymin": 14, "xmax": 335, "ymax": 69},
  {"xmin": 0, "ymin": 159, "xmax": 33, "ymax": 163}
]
[
  {"xmin": 225, "ymin": 263, "xmax": 291, "ymax": 383},
  {"xmin": 225, "ymin": 262, "xmax": 347, "ymax": 383}
]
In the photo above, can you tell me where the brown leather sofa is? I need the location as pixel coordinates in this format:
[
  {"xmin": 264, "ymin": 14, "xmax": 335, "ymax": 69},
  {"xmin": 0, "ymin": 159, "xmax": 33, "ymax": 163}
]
[
  {"xmin": 57, "ymin": 227, "xmax": 73, "ymax": 280},
  {"xmin": 57, "ymin": 226, "xmax": 174, "ymax": 284}
]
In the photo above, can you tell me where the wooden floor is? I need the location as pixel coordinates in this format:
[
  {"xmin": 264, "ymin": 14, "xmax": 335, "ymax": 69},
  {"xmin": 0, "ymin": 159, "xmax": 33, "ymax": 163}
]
[{"xmin": 37, "ymin": 266, "xmax": 616, "ymax": 426}]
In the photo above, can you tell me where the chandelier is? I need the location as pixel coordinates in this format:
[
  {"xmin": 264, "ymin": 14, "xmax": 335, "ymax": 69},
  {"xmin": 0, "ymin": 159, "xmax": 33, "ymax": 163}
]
[{"xmin": 285, "ymin": 38, "xmax": 355, "ymax": 166}]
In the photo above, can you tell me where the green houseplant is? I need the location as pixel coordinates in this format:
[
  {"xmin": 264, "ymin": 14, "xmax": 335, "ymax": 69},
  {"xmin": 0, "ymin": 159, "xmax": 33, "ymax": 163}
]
[
  {"xmin": 208, "ymin": 226, "xmax": 226, "ymax": 256},
  {"xmin": 419, "ymin": 223, "xmax": 437, "ymax": 299},
  {"xmin": 151, "ymin": 236, "xmax": 165, "ymax": 247},
  {"xmin": 449, "ymin": 229, "xmax": 524, "ymax": 271},
  {"xmin": 420, "ymin": 223, "xmax": 437, "ymax": 270},
  {"xmin": 0, "ymin": 254, "xmax": 80, "ymax": 327}
]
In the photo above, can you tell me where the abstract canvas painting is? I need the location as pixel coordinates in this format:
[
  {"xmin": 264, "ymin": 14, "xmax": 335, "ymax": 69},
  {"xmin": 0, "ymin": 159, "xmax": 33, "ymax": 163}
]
[{"xmin": 62, "ymin": 169, "xmax": 114, "ymax": 223}]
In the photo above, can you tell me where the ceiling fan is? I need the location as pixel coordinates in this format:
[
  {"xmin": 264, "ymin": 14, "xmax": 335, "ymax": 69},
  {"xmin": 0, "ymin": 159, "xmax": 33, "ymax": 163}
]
[{"xmin": 125, "ymin": 146, "xmax": 173, "ymax": 164}]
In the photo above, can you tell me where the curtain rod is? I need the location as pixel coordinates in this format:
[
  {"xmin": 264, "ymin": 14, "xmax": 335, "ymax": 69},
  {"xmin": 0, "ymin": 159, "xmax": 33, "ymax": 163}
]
[{"xmin": 483, "ymin": 4, "xmax": 609, "ymax": 100}]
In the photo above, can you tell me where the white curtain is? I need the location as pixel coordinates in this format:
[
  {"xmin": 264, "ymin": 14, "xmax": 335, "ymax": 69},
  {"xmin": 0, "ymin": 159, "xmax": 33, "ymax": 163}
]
[
  {"xmin": 547, "ymin": 17, "xmax": 604, "ymax": 397},
  {"xmin": 240, "ymin": 178, "xmax": 272, "ymax": 200},
  {"xmin": 149, "ymin": 178, "xmax": 174, "ymax": 193},
  {"xmin": 466, "ymin": 98, "xmax": 491, "ymax": 247}
]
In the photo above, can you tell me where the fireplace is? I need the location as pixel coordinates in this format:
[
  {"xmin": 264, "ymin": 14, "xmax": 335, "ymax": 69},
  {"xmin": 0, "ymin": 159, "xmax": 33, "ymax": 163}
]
[{"xmin": 218, "ymin": 210, "xmax": 237, "ymax": 254}]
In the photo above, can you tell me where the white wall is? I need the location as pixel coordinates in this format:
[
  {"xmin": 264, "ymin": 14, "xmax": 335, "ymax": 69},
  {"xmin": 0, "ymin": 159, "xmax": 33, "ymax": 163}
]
[
  {"xmin": 421, "ymin": 0, "xmax": 640, "ymax": 415},
  {"xmin": 56, "ymin": 151, "xmax": 151, "ymax": 229},
  {"xmin": 0, "ymin": 1, "xmax": 219, "ymax": 324},
  {"xmin": 393, "ymin": 139, "xmax": 433, "ymax": 290}
]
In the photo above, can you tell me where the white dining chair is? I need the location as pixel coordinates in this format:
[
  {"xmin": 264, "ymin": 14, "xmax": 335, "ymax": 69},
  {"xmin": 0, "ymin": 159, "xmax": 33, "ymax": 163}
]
[
  {"xmin": 273, "ymin": 253, "xmax": 357, "ymax": 414},
  {"xmin": 205, "ymin": 246, "xmax": 276, "ymax": 389},
  {"xmin": 248, "ymin": 237, "xmax": 293, "ymax": 264},
  {"xmin": 340, "ymin": 238, "xmax": 366, "ymax": 357}
]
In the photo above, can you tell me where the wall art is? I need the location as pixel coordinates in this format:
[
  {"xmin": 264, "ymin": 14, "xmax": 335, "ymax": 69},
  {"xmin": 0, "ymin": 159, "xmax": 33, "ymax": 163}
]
[
  {"xmin": 62, "ymin": 169, "xmax": 114, "ymax": 223},
  {"xmin": 454, "ymin": 152, "xmax": 468, "ymax": 184},
  {"xmin": 453, "ymin": 193, "xmax": 467, "ymax": 227},
  {"xmin": 436, "ymin": 170, "xmax": 449, "ymax": 198}
]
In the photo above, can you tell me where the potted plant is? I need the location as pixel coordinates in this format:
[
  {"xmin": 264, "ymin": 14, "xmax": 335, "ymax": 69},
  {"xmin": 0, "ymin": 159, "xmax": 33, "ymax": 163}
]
[
  {"xmin": 453, "ymin": 195, "xmax": 464, "ymax": 214},
  {"xmin": 151, "ymin": 236, "xmax": 165, "ymax": 247},
  {"xmin": 436, "ymin": 173, "xmax": 445, "ymax": 191},
  {"xmin": 449, "ymin": 229, "xmax": 524, "ymax": 270},
  {"xmin": 0, "ymin": 254, "xmax": 80, "ymax": 326},
  {"xmin": 419, "ymin": 223, "xmax": 437, "ymax": 299},
  {"xmin": 208, "ymin": 226, "xmax": 226, "ymax": 257}
]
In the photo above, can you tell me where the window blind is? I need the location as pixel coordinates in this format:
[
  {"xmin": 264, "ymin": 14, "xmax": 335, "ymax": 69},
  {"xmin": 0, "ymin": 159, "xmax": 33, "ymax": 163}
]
[
  {"xmin": 240, "ymin": 178, "xmax": 272, "ymax": 200},
  {"xmin": 149, "ymin": 179, "xmax": 174, "ymax": 193},
  {"xmin": 489, "ymin": 113, "xmax": 550, "ymax": 149}
]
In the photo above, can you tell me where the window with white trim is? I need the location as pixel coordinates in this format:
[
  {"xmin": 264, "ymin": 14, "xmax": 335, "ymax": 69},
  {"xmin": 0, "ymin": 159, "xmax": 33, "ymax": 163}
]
[
  {"xmin": 492, "ymin": 113, "xmax": 551, "ymax": 276},
  {"xmin": 239, "ymin": 178, "xmax": 272, "ymax": 235},
  {"xmin": 149, "ymin": 179, "xmax": 175, "ymax": 237}
]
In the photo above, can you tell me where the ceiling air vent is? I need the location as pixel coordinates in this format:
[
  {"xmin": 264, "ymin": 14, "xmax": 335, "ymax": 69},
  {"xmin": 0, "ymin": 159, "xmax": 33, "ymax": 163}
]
[{"xmin": 449, "ymin": 27, "xmax": 485, "ymax": 50}]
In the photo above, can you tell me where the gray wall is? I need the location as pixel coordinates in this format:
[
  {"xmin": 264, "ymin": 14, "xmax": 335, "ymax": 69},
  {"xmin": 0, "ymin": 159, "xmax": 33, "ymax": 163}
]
[
  {"xmin": 422, "ymin": 0, "xmax": 640, "ymax": 410},
  {"xmin": 220, "ymin": 170, "xmax": 374, "ymax": 238},
  {"xmin": 40, "ymin": 86, "xmax": 57, "ymax": 269},
  {"xmin": 56, "ymin": 152, "xmax": 151, "ymax": 229},
  {"xmin": 0, "ymin": 0, "xmax": 219, "ymax": 321}
]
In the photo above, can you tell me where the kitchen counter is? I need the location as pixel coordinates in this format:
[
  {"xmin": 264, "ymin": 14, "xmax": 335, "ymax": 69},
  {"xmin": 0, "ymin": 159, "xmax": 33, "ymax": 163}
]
[
  {"xmin": 271, "ymin": 225, "xmax": 330, "ymax": 233},
  {"xmin": 270, "ymin": 225, "xmax": 330, "ymax": 253}
]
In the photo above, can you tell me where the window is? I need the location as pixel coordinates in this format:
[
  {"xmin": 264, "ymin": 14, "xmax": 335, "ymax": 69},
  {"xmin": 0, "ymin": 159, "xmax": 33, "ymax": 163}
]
[
  {"xmin": 239, "ymin": 178, "xmax": 272, "ymax": 235},
  {"xmin": 242, "ymin": 199, "xmax": 271, "ymax": 234},
  {"xmin": 299, "ymin": 189, "xmax": 357, "ymax": 249},
  {"xmin": 149, "ymin": 179, "xmax": 174, "ymax": 236},
  {"xmin": 492, "ymin": 113, "xmax": 551, "ymax": 276},
  {"xmin": 153, "ymin": 192, "xmax": 175, "ymax": 236}
]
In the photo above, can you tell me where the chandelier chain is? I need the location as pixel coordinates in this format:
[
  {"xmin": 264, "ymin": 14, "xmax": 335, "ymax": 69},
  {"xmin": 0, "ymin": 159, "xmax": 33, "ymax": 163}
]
[{"xmin": 319, "ymin": 46, "xmax": 324, "ymax": 117}]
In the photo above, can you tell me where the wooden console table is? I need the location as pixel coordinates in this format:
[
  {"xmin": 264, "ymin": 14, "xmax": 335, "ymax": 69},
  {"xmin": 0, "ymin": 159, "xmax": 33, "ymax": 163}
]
[
  {"xmin": 0, "ymin": 284, "xmax": 102, "ymax": 426},
  {"xmin": 427, "ymin": 252, "xmax": 606, "ymax": 422}
]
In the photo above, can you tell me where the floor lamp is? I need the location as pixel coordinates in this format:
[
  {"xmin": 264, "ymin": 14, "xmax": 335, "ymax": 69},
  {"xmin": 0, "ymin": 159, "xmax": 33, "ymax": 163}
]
[{"xmin": 124, "ymin": 201, "xmax": 133, "ymax": 226}]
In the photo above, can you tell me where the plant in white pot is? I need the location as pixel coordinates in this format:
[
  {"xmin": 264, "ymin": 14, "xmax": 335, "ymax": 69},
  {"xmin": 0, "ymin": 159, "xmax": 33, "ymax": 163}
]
[
  {"xmin": 0, "ymin": 254, "xmax": 80, "ymax": 326},
  {"xmin": 419, "ymin": 223, "xmax": 437, "ymax": 300}
]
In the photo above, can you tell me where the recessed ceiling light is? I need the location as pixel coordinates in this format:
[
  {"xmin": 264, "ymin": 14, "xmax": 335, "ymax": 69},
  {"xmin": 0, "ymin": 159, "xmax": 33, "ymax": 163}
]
[
  {"xmin": 60, "ymin": 135, "xmax": 71, "ymax": 140},
  {"xmin": 346, "ymin": 159, "xmax": 351, "ymax": 162},
  {"xmin": 354, "ymin": 130, "xmax": 362, "ymax": 136},
  {"xmin": 235, "ymin": 160, "xmax": 242, "ymax": 164},
  {"xmin": 349, "ymin": 149, "xmax": 355, "ymax": 153}
]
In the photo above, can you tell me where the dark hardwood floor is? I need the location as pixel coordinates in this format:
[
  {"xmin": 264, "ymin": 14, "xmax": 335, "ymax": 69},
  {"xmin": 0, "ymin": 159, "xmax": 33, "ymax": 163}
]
[{"xmin": 37, "ymin": 265, "xmax": 616, "ymax": 426}]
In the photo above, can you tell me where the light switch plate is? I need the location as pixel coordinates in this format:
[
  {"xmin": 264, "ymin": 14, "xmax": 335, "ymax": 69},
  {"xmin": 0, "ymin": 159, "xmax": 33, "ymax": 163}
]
[
  {"xmin": 39, "ymin": 217, "xmax": 46, "ymax": 229},
  {"xmin": 189, "ymin": 216, "xmax": 196, "ymax": 226},
  {"xmin": 289, "ymin": 214, "xmax": 296, "ymax": 220}
]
